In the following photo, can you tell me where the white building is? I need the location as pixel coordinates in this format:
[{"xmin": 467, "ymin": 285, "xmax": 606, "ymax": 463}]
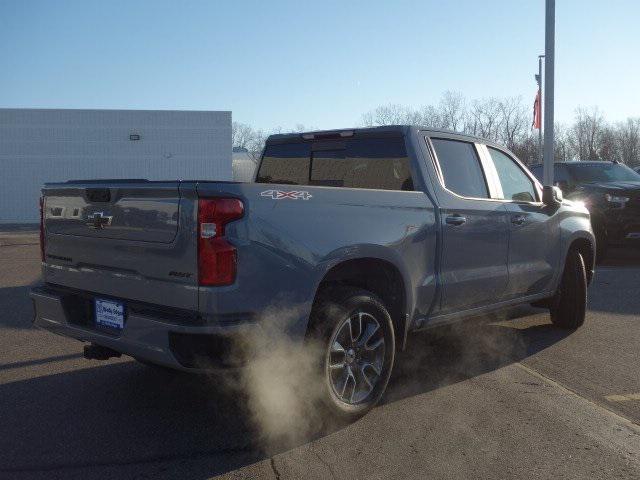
[{"xmin": 0, "ymin": 108, "xmax": 231, "ymax": 223}]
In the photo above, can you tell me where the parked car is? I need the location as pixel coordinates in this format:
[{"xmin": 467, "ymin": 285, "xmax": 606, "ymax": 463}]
[
  {"xmin": 530, "ymin": 161, "xmax": 640, "ymax": 260},
  {"xmin": 31, "ymin": 126, "xmax": 595, "ymax": 420}
]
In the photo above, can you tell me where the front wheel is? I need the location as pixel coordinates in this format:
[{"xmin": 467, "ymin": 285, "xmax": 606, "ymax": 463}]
[
  {"xmin": 308, "ymin": 287, "xmax": 395, "ymax": 421},
  {"xmin": 550, "ymin": 249, "xmax": 587, "ymax": 329}
]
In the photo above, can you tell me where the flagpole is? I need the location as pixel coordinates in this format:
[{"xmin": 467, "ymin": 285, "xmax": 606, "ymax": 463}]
[
  {"xmin": 543, "ymin": 0, "xmax": 555, "ymax": 187},
  {"xmin": 537, "ymin": 55, "xmax": 544, "ymax": 165}
]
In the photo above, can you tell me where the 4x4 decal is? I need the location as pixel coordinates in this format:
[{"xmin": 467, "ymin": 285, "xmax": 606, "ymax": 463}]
[{"xmin": 260, "ymin": 190, "xmax": 312, "ymax": 200}]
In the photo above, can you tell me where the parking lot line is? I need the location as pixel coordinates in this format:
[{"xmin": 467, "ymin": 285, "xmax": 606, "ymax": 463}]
[{"xmin": 605, "ymin": 393, "xmax": 640, "ymax": 403}]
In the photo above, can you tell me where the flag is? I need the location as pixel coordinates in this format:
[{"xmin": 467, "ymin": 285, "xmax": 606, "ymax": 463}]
[{"xmin": 532, "ymin": 90, "xmax": 541, "ymax": 130}]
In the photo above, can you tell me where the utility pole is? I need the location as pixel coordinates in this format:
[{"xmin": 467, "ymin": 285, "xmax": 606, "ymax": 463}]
[
  {"xmin": 536, "ymin": 54, "xmax": 544, "ymax": 165},
  {"xmin": 543, "ymin": 0, "xmax": 555, "ymax": 187}
]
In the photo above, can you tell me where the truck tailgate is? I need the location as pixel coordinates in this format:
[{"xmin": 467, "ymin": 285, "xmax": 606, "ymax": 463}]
[{"xmin": 42, "ymin": 180, "xmax": 198, "ymax": 311}]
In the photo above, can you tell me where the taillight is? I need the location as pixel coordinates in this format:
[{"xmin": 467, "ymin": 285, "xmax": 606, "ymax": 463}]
[
  {"xmin": 39, "ymin": 196, "xmax": 46, "ymax": 262},
  {"xmin": 198, "ymin": 198, "xmax": 244, "ymax": 286}
]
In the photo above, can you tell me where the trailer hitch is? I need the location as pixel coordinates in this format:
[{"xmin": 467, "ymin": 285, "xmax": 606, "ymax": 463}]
[{"xmin": 83, "ymin": 343, "xmax": 122, "ymax": 361}]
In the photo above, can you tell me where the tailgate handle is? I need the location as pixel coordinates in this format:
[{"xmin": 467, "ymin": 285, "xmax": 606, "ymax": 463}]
[
  {"xmin": 86, "ymin": 188, "xmax": 111, "ymax": 203},
  {"xmin": 445, "ymin": 214, "xmax": 467, "ymax": 226}
]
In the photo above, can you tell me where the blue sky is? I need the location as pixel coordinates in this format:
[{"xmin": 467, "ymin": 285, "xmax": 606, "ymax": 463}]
[{"xmin": 1, "ymin": 0, "xmax": 638, "ymax": 132}]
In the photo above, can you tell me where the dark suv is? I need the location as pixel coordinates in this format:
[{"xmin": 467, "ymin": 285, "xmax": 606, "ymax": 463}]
[{"xmin": 530, "ymin": 161, "xmax": 640, "ymax": 259}]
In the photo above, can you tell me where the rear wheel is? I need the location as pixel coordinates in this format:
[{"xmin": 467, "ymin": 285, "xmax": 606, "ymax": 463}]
[
  {"xmin": 550, "ymin": 249, "xmax": 587, "ymax": 329},
  {"xmin": 308, "ymin": 287, "xmax": 395, "ymax": 421}
]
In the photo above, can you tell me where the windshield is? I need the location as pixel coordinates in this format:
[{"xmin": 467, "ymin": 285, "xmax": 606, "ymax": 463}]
[{"xmin": 565, "ymin": 163, "xmax": 640, "ymax": 183}]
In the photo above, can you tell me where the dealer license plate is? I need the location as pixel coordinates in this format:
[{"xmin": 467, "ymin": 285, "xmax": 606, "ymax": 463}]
[{"xmin": 95, "ymin": 298, "xmax": 125, "ymax": 330}]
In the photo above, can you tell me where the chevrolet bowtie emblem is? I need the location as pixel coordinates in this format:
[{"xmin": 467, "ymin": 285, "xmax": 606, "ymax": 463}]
[{"xmin": 87, "ymin": 212, "xmax": 113, "ymax": 230}]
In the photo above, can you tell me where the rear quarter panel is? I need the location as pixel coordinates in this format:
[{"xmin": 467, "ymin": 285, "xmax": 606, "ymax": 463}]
[{"xmin": 196, "ymin": 182, "xmax": 437, "ymax": 339}]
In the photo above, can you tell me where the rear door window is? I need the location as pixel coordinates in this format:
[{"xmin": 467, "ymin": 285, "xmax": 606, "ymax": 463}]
[{"xmin": 430, "ymin": 138, "xmax": 489, "ymax": 198}]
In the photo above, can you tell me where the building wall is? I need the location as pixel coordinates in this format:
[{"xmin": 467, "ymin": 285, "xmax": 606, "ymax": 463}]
[{"xmin": 0, "ymin": 109, "xmax": 231, "ymax": 223}]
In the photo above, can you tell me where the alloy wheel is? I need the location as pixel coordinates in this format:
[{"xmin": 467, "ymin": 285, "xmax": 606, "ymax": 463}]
[{"xmin": 326, "ymin": 310, "xmax": 386, "ymax": 405}]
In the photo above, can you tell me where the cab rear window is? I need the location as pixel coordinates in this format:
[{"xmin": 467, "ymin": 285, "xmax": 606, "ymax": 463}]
[
  {"xmin": 256, "ymin": 143, "xmax": 311, "ymax": 185},
  {"xmin": 256, "ymin": 138, "xmax": 414, "ymax": 191}
]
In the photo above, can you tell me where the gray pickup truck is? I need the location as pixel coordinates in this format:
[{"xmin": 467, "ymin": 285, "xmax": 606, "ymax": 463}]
[{"xmin": 31, "ymin": 126, "xmax": 595, "ymax": 419}]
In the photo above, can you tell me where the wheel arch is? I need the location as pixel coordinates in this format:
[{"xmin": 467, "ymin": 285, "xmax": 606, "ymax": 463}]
[
  {"xmin": 566, "ymin": 234, "xmax": 595, "ymax": 284},
  {"xmin": 311, "ymin": 255, "xmax": 413, "ymax": 350}
]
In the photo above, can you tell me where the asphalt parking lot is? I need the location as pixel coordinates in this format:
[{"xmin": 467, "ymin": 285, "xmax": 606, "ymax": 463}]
[{"xmin": 2, "ymin": 233, "xmax": 640, "ymax": 480}]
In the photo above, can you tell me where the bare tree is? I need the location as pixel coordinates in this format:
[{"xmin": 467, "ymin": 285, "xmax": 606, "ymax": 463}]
[
  {"xmin": 511, "ymin": 135, "xmax": 539, "ymax": 165},
  {"xmin": 553, "ymin": 122, "xmax": 571, "ymax": 162},
  {"xmin": 246, "ymin": 130, "xmax": 266, "ymax": 161},
  {"xmin": 232, "ymin": 121, "xmax": 266, "ymax": 162},
  {"xmin": 615, "ymin": 117, "xmax": 640, "ymax": 166},
  {"xmin": 599, "ymin": 126, "xmax": 618, "ymax": 161},
  {"xmin": 497, "ymin": 96, "xmax": 528, "ymax": 151},
  {"xmin": 361, "ymin": 104, "xmax": 422, "ymax": 126},
  {"xmin": 568, "ymin": 107, "xmax": 606, "ymax": 160},
  {"xmin": 465, "ymin": 97, "xmax": 503, "ymax": 141},
  {"xmin": 238, "ymin": 92, "xmax": 640, "ymax": 170},
  {"xmin": 437, "ymin": 91, "xmax": 467, "ymax": 131},
  {"xmin": 418, "ymin": 104, "xmax": 441, "ymax": 128},
  {"xmin": 232, "ymin": 121, "xmax": 256, "ymax": 150}
]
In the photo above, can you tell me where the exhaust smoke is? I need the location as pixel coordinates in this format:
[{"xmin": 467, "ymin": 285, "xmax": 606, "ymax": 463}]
[{"xmin": 222, "ymin": 303, "xmax": 330, "ymax": 451}]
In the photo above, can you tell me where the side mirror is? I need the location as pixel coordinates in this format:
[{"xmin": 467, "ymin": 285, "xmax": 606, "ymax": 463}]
[{"xmin": 542, "ymin": 185, "xmax": 563, "ymax": 206}]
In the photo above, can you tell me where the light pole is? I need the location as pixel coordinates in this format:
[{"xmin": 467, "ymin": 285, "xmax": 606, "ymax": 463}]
[
  {"xmin": 536, "ymin": 54, "xmax": 544, "ymax": 165},
  {"xmin": 543, "ymin": 0, "xmax": 555, "ymax": 188}
]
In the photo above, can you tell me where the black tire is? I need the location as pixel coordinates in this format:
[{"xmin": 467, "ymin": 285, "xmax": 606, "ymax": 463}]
[
  {"xmin": 307, "ymin": 286, "xmax": 395, "ymax": 421},
  {"xmin": 550, "ymin": 249, "xmax": 587, "ymax": 329}
]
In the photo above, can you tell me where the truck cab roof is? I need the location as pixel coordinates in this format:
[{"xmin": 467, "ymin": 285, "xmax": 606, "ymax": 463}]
[{"xmin": 266, "ymin": 125, "xmax": 498, "ymax": 147}]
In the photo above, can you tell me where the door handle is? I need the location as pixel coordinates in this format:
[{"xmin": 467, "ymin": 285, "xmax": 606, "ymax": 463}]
[
  {"xmin": 511, "ymin": 215, "xmax": 526, "ymax": 226},
  {"xmin": 445, "ymin": 214, "xmax": 467, "ymax": 226}
]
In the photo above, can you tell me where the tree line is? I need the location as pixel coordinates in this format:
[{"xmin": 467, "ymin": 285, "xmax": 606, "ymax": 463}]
[{"xmin": 233, "ymin": 91, "xmax": 640, "ymax": 166}]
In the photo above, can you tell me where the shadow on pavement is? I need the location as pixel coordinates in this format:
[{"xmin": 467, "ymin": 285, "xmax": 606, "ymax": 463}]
[
  {"xmin": 0, "ymin": 285, "xmax": 36, "ymax": 329},
  {"xmin": 0, "ymin": 352, "xmax": 84, "ymax": 371},
  {"xmin": 0, "ymin": 308, "xmax": 570, "ymax": 480}
]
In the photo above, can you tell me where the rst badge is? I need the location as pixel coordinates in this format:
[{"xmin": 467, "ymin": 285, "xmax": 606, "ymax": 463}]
[{"xmin": 260, "ymin": 190, "xmax": 312, "ymax": 200}]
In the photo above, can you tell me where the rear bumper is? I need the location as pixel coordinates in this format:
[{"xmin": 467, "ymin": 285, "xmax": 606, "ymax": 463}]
[{"xmin": 30, "ymin": 285, "xmax": 262, "ymax": 372}]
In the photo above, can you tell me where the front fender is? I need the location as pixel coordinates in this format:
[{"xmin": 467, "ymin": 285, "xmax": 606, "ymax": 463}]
[{"xmin": 557, "ymin": 206, "xmax": 595, "ymax": 286}]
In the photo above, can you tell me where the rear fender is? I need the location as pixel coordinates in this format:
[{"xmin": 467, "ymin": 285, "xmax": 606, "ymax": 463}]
[{"xmin": 310, "ymin": 245, "xmax": 414, "ymax": 348}]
